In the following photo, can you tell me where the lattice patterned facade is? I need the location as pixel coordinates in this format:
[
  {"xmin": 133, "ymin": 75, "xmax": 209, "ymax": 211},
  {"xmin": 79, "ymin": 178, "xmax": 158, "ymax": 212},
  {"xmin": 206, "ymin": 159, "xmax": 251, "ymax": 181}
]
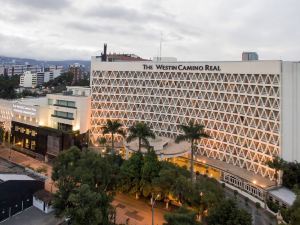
[{"xmin": 90, "ymin": 60, "xmax": 282, "ymax": 180}]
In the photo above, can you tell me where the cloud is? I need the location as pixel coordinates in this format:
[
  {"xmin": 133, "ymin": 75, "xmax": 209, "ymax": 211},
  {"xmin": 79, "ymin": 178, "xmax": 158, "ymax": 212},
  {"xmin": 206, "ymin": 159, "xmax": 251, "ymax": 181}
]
[
  {"xmin": 3, "ymin": 0, "xmax": 71, "ymax": 10},
  {"xmin": 0, "ymin": 0, "xmax": 299, "ymax": 61}
]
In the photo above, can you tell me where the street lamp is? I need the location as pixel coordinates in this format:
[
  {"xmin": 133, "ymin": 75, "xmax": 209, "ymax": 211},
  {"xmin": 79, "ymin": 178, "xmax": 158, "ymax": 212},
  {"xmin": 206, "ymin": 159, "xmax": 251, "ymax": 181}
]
[
  {"xmin": 198, "ymin": 192, "xmax": 204, "ymax": 222},
  {"xmin": 151, "ymin": 194, "xmax": 160, "ymax": 225}
]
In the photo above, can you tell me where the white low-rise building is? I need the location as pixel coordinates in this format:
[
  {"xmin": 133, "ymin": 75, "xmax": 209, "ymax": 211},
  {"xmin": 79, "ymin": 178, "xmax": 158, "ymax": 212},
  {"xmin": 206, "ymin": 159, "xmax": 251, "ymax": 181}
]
[
  {"xmin": 20, "ymin": 71, "xmax": 37, "ymax": 88},
  {"xmin": 0, "ymin": 86, "xmax": 91, "ymax": 158}
]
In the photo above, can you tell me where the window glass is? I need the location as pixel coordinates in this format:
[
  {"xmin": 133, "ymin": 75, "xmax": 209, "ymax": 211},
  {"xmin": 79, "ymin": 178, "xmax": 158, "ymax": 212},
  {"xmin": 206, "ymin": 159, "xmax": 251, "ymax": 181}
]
[
  {"xmin": 32, "ymin": 130, "xmax": 37, "ymax": 137},
  {"xmin": 54, "ymin": 110, "xmax": 74, "ymax": 119},
  {"xmin": 48, "ymin": 99, "xmax": 53, "ymax": 105},
  {"xmin": 25, "ymin": 129, "xmax": 30, "ymax": 135},
  {"xmin": 67, "ymin": 101, "xmax": 75, "ymax": 107}
]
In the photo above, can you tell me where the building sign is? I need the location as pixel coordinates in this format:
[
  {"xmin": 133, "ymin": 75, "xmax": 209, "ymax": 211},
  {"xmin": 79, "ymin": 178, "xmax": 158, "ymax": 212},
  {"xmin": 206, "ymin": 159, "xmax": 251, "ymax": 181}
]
[
  {"xmin": 143, "ymin": 64, "xmax": 221, "ymax": 71},
  {"xmin": 13, "ymin": 104, "xmax": 37, "ymax": 116}
]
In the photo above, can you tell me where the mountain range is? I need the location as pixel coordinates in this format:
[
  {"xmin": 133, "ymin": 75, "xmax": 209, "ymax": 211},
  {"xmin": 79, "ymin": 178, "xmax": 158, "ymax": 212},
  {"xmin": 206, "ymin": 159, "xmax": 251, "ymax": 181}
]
[{"xmin": 0, "ymin": 56, "xmax": 91, "ymax": 69}]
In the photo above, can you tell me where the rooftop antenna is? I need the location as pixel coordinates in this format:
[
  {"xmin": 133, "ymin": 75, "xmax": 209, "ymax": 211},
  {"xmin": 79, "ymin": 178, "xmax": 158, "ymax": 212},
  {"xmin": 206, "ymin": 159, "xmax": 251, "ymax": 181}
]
[{"xmin": 159, "ymin": 32, "xmax": 163, "ymax": 62}]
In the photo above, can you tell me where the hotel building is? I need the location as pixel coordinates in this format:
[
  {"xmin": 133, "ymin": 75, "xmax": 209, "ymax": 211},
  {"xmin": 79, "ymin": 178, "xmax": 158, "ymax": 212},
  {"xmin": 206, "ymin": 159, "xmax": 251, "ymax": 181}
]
[{"xmin": 90, "ymin": 57, "xmax": 300, "ymax": 200}]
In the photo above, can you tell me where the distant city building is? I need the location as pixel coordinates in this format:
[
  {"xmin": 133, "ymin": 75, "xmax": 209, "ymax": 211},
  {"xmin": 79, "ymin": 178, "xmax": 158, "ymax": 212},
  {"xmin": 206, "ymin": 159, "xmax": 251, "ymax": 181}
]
[
  {"xmin": 0, "ymin": 64, "xmax": 64, "ymax": 77},
  {"xmin": 45, "ymin": 65, "xmax": 63, "ymax": 79},
  {"xmin": 242, "ymin": 52, "xmax": 259, "ymax": 61},
  {"xmin": 69, "ymin": 63, "xmax": 84, "ymax": 84},
  {"xmin": 20, "ymin": 71, "xmax": 37, "ymax": 88},
  {"xmin": 0, "ymin": 64, "xmax": 42, "ymax": 76},
  {"xmin": 36, "ymin": 71, "xmax": 54, "ymax": 86}
]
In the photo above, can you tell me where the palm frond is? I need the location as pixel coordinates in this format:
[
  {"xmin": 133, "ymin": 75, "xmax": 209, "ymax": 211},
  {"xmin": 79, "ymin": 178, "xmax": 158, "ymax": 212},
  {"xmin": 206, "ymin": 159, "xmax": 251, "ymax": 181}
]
[
  {"xmin": 175, "ymin": 134, "xmax": 188, "ymax": 143},
  {"xmin": 126, "ymin": 135, "xmax": 136, "ymax": 143}
]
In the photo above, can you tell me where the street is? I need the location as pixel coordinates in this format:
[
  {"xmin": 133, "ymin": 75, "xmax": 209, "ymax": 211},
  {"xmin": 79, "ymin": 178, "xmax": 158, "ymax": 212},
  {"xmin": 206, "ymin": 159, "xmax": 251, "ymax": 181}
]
[{"xmin": 224, "ymin": 188, "xmax": 277, "ymax": 225}]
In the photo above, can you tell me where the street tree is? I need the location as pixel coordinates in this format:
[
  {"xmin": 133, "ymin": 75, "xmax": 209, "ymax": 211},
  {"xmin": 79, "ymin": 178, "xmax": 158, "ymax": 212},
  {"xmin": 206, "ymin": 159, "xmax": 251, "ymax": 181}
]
[
  {"xmin": 289, "ymin": 191, "xmax": 300, "ymax": 225},
  {"xmin": 205, "ymin": 198, "xmax": 252, "ymax": 225},
  {"xmin": 119, "ymin": 151, "xmax": 144, "ymax": 198},
  {"xmin": 266, "ymin": 156, "xmax": 285, "ymax": 185},
  {"xmin": 102, "ymin": 119, "xmax": 125, "ymax": 153},
  {"xmin": 140, "ymin": 149, "xmax": 161, "ymax": 198},
  {"xmin": 164, "ymin": 207, "xmax": 201, "ymax": 225},
  {"xmin": 175, "ymin": 121, "xmax": 209, "ymax": 181},
  {"xmin": 126, "ymin": 122, "xmax": 155, "ymax": 151},
  {"xmin": 66, "ymin": 184, "xmax": 113, "ymax": 225},
  {"xmin": 52, "ymin": 146, "xmax": 118, "ymax": 224}
]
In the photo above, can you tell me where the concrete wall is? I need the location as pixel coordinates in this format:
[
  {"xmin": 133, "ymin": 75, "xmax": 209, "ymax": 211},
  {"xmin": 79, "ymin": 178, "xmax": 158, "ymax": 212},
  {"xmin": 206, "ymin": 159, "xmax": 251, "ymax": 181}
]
[{"xmin": 281, "ymin": 62, "xmax": 300, "ymax": 162}]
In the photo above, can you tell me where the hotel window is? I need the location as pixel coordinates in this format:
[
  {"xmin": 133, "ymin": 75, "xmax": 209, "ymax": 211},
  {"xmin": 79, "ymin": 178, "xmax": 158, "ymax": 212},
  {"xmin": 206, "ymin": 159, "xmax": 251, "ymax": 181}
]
[
  {"xmin": 20, "ymin": 128, "xmax": 25, "ymax": 133},
  {"xmin": 25, "ymin": 139, "xmax": 30, "ymax": 149},
  {"xmin": 48, "ymin": 99, "xmax": 53, "ymax": 105},
  {"xmin": 54, "ymin": 110, "xmax": 74, "ymax": 119},
  {"xmin": 15, "ymin": 126, "xmax": 19, "ymax": 132},
  {"xmin": 31, "ymin": 141, "xmax": 36, "ymax": 150},
  {"xmin": 56, "ymin": 100, "xmax": 76, "ymax": 108},
  {"xmin": 25, "ymin": 128, "xmax": 30, "ymax": 135},
  {"xmin": 31, "ymin": 130, "xmax": 37, "ymax": 137}
]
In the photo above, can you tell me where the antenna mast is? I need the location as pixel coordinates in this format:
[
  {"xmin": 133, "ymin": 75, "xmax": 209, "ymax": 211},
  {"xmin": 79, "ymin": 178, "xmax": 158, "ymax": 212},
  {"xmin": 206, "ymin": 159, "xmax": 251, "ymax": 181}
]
[{"xmin": 159, "ymin": 33, "xmax": 163, "ymax": 62}]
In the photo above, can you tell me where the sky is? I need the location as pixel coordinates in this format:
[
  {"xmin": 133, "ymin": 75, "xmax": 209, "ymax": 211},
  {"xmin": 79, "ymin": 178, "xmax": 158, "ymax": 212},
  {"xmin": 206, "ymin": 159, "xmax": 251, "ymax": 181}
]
[{"xmin": 0, "ymin": 0, "xmax": 299, "ymax": 61}]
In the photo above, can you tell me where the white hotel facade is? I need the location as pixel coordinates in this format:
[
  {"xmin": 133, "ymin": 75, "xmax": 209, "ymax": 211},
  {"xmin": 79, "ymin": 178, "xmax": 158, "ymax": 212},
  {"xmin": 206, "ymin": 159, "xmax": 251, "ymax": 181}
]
[{"xmin": 90, "ymin": 57, "xmax": 300, "ymax": 200}]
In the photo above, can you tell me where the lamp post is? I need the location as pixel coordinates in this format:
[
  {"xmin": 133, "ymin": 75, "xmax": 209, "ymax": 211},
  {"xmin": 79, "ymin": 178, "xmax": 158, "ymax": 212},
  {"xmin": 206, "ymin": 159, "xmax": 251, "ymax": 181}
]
[
  {"xmin": 151, "ymin": 194, "xmax": 160, "ymax": 225},
  {"xmin": 198, "ymin": 192, "xmax": 203, "ymax": 222}
]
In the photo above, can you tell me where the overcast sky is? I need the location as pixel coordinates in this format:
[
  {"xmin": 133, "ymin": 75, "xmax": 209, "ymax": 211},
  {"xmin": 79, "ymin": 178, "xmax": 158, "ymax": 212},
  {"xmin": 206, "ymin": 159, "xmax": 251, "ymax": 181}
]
[{"xmin": 0, "ymin": 0, "xmax": 299, "ymax": 61}]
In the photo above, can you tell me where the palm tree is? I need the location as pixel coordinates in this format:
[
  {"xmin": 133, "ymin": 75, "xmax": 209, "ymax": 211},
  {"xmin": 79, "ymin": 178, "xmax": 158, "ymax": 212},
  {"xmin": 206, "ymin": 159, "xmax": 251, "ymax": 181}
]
[
  {"xmin": 126, "ymin": 122, "xmax": 155, "ymax": 152},
  {"xmin": 175, "ymin": 121, "xmax": 209, "ymax": 181},
  {"xmin": 266, "ymin": 156, "xmax": 285, "ymax": 186},
  {"xmin": 102, "ymin": 119, "xmax": 125, "ymax": 154}
]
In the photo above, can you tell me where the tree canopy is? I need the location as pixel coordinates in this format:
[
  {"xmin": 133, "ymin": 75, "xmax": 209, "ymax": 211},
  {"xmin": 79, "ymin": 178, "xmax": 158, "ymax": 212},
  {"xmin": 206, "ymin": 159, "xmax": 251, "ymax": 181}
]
[
  {"xmin": 52, "ymin": 146, "xmax": 120, "ymax": 225},
  {"xmin": 205, "ymin": 198, "xmax": 252, "ymax": 225},
  {"xmin": 164, "ymin": 207, "xmax": 201, "ymax": 225}
]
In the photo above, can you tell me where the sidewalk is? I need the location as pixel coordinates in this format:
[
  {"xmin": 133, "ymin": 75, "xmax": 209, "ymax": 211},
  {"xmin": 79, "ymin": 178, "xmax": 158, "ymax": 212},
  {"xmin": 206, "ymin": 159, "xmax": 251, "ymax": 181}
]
[
  {"xmin": 113, "ymin": 193, "xmax": 166, "ymax": 225},
  {"xmin": 0, "ymin": 146, "xmax": 56, "ymax": 193}
]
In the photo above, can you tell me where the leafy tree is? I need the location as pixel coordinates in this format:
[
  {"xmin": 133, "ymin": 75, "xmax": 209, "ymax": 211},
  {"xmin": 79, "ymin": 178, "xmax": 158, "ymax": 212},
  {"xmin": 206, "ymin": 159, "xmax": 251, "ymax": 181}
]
[
  {"xmin": 205, "ymin": 199, "xmax": 252, "ymax": 225},
  {"xmin": 164, "ymin": 207, "xmax": 201, "ymax": 225},
  {"xmin": 0, "ymin": 75, "xmax": 19, "ymax": 99},
  {"xmin": 66, "ymin": 184, "xmax": 112, "ymax": 225},
  {"xmin": 140, "ymin": 149, "xmax": 161, "ymax": 197},
  {"xmin": 175, "ymin": 121, "xmax": 209, "ymax": 181},
  {"xmin": 102, "ymin": 119, "xmax": 125, "ymax": 153},
  {"xmin": 282, "ymin": 161, "xmax": 300, "ymax": 189},
  {"xmin": 290, "ymin": 191, "xmax": 300, "ymax": 225},
  {"xmin": 126, "ymin": 122, "xmax": 155, "ymax": 151},
  {"xmin": 191, "ymin": 177, "xmax": 224, "ymax": 215},
  {"xmin": 172, "ymin": 175, "xmax": 193, "ymax": 204},
  {"xmin": 266, "ymin": 156, "xmax": 285, "ymax": 185},
  {"xmin": 119, "ymin": 151, "xmax": 144, "ymax": 198},
  {"xmin": 52, "ymin": 146, "xmax": 118, "ymax": 224}
]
